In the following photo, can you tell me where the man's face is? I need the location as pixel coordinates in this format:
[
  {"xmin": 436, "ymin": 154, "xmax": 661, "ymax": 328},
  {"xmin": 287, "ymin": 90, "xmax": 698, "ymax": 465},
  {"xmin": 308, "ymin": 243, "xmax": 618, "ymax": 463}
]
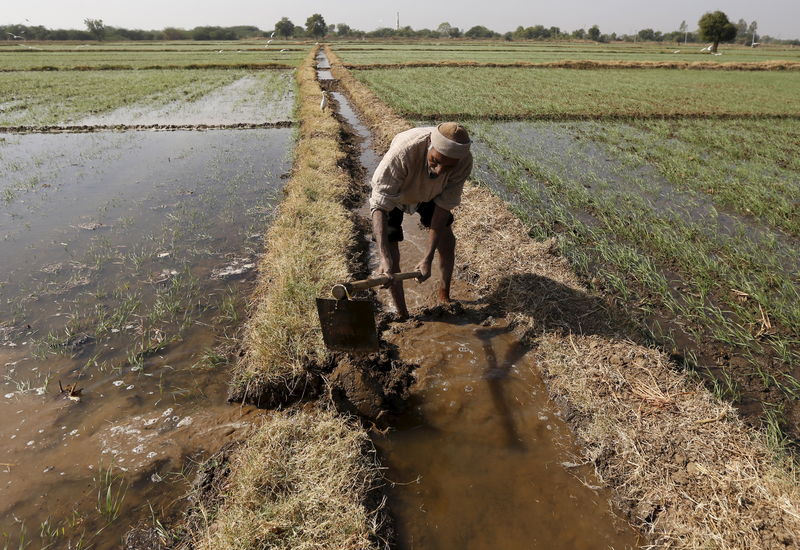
[{"xmin": 426, "ymin": 147, "xmax": 459, "ymax": 179}]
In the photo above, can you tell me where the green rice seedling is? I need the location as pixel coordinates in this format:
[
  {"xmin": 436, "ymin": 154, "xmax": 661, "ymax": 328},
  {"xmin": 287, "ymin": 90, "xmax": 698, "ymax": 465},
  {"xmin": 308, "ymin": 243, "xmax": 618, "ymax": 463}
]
[
  {"xmin": 191, "ymin": 347, "xmax": 228, "ymax": 370},
  {"xmin": 95, "ymin": 464, "xmax": 128, "ymax": 523}
]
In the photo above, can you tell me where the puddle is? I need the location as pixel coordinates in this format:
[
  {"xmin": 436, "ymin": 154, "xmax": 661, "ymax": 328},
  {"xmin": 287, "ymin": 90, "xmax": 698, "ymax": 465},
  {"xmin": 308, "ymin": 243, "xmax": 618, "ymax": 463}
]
[
  {"xmin": 0, "ymin": 128, "xmax": 292, "ymax": 545},
  {"xmin": 319, "ymin": 51, "xmax": 639, "ymax": 548},
  {"xmin": 75, "ymin": 72, "xmax": 295, "ymax": 126}
]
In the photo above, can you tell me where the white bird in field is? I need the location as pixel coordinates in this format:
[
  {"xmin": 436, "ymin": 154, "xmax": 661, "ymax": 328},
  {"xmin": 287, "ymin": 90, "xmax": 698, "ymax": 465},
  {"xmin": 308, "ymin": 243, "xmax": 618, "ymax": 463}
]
[
  {"xmin": 279, "ymin": 49, "xmax": 286, "ymax": 52},
  {"xmin": 7, "ymin": 32, "xmax": 24, "ymax": 40},
  {"xmin": 320, "ymin": 90, "xmax": 329, "ymax": 111},
  {"xmin": 673, "ymin": 50, "xmax": 680, "ymax": 54},
  {"xmin": 270, "ymin": 31, "xmax": 275, "ymax": 38}
]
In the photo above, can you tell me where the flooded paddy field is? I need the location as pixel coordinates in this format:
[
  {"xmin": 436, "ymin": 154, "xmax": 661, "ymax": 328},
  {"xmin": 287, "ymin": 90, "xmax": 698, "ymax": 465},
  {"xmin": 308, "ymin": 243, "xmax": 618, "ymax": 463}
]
[
  {"xmin": 0, "ymin": 69, "xmax": 294, "ymax": 127},
  {"xmin": 467, "ymin": 119, "xmax": 799, "ymax": 445},
  {"xmin": 0, "ymin": 127, "xmax": 293, "ymax": 547}
]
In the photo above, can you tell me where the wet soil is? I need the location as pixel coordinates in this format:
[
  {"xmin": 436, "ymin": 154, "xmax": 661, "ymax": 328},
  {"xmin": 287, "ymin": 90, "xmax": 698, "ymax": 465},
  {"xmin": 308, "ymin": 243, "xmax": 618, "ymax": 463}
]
[
  {"xmin": 321, "ymin": 51, "xmax": 641, "ymax": 549},
  {"xmin": 0, "ymin": 128, "xmax": 292, "ymax": 546}
]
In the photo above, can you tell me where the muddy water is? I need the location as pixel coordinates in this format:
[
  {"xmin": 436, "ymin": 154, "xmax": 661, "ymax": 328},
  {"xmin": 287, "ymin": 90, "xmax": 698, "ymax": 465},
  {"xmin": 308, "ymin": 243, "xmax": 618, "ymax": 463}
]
[
  {"xmin": 319, "ymin": 54, "xmax": 639, "ymax": 549},
  {"xmin": 0, "ymin": 128, "xmax": 291, "ymax": 547}
]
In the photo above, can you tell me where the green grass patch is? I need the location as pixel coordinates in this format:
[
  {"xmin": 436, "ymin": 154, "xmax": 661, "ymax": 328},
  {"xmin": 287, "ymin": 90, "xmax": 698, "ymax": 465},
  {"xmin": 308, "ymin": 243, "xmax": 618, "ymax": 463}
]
[{"xmin": 353, "ymin": 67, "xmax": 800, "ymax": 117}]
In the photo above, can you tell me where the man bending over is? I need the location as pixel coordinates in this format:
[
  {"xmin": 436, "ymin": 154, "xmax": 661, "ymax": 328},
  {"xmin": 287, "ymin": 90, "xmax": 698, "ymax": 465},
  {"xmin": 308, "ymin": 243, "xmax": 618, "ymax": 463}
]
[{"xmin": 370, "ymin": 122, "xmax": 473, "ymax": 318}]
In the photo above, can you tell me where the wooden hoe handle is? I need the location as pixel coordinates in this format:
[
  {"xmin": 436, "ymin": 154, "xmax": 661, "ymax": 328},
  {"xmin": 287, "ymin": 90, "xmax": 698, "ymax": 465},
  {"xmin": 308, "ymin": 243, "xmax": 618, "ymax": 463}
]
[{"xmin": 331, "ymin": 271, "xmax": 421, "ymax": 300}]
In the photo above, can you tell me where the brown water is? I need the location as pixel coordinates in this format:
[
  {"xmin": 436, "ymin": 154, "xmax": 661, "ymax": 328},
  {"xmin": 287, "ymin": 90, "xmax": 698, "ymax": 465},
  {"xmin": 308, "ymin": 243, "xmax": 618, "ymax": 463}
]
[
  {"xmin": 320, "ymin": 53, "xmax": 640, "ymax": 549},
  {"xmin": 0, "ymin": 128, "xmax": 291, "ymax": 547}
]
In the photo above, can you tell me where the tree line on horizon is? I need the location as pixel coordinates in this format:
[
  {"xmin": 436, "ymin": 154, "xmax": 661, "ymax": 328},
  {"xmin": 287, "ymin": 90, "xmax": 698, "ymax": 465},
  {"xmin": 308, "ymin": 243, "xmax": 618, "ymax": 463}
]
[{"xmin": 2, "ymin": 12, "xmax": 797, "ymax": 45}]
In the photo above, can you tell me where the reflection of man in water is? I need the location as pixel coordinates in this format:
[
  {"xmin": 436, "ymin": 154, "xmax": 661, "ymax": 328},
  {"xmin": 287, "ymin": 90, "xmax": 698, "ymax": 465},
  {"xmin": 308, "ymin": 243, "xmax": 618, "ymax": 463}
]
[{"xmin": 370, "ymin": 122, "xmax": 473, "ymax": 318}]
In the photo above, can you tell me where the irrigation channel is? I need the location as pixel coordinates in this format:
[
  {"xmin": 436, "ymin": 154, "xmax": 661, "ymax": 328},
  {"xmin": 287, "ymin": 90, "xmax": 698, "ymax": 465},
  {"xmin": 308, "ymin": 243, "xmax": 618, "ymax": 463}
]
[
  {"xmin": 0, "ymin": 125, "xmax": 292, "ymax": 545},
  {"xmin": 318, "ymin": 52, "xmax": 640, "ymax": 549}
]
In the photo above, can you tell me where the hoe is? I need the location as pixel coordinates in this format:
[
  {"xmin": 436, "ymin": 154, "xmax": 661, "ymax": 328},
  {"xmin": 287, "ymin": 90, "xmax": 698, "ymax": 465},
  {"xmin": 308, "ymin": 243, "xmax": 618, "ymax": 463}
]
[{"xmin": 316, "ymin": 271, "xmax": 420, "ymax": 353}]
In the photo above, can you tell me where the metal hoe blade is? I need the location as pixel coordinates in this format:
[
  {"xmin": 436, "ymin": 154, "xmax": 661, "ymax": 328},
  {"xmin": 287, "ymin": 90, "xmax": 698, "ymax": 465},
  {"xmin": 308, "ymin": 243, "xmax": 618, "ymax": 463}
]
[{"xmin": 316, "ymin": 297, "xmax": 379, "ymax": 353}]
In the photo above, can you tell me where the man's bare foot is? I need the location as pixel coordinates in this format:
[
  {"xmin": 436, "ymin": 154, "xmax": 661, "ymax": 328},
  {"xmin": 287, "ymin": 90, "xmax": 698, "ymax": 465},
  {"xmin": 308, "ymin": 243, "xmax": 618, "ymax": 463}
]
[{"xmin": 438, "ymin": 287, "xmax": 452, "ymax": 304}]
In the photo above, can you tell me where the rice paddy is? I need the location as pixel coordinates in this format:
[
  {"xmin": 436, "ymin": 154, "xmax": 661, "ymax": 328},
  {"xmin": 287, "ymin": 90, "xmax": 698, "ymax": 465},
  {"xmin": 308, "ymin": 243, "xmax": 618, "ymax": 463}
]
[
  {"xmin": 333, "ymin": 41, "xmax": 800, "ymax": 65},
  {"xmin": 0, "ymin": 69, "xmax": 292, "ymax": 126},
  {"xmin": 335, "ymin": 41, "xmax": 800, "ymax": 448},
  {"xmin": 3, "ymin": 36, "xmax": 799, "ymax": 550},
  {"xmin": 352, "ymin": 67, "xmax": 800, "ymax": 118}
]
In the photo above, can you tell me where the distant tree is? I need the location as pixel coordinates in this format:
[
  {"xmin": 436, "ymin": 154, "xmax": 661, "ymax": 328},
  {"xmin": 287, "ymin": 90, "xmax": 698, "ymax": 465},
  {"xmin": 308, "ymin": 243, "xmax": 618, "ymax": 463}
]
[
  {"xmin": 465, "ymin": 25, "xmax": 496, "ymax": 39},
  {"xmin": 162, "ymin": 27, "xmax": 188, "ymax": 40},
  {"xmin": 274, "ymin": 17, "xmax": 294, "ymax": 38},
  {"xmin": 588, "ymin": 24, "xmax": 601, "ymax": 41},
  {"xmin": 735, "ymin": 18, "xmax": 748, "ymax": 43},
  {"xmin": 549, "ymin": 26, "xmax": 561, "ymax": 39},
  {"xmin": 305, "ymin": 13, "xmax": 327, "ymax": 38},
  {"xmin": 293, "ymin": 25, "xmax": 306, "ymax": 38},
  {"xmin": 572, "ymin": 28, "xmax": 586, "ymax": 39},
  {"xmin": 84, "ymin": 18, "xmax": 105, "ymax": 41},
  {"xmin": 637, "ymin": 28, "xmax": 656, "ymax": 41},
  {"xmin": 679, "ymin": 20, "xmax": 688, "ymax": 43},
  {"xmin": 437, "ymin": 22, "xmax": 452, "ymax": 37},
  {"xmin": 336, "ymin": 23, "xmax": 351, "ymax": 37},
  {"xmin": 698, "ymin": 11, "xmax": 737, "ymax": 52},
  {"xmin": 748, "ymin": 21, "xmax": 758, "ymax": 45},
  {"xmin": 368, "ymin": 27, "xmax": 396, "ymax": 38},
  {"xmin": 503, "ymin": 31, "xmax": 513, "ymax": 41}
]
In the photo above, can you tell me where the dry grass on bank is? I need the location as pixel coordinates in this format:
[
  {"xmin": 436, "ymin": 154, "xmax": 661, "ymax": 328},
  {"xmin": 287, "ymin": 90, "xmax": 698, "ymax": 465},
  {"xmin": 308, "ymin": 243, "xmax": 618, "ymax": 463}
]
[
  {"xmin": 230, "ymin": 47, "xmax": 356, "ymax": 403},
  {"xmin": 329, "ymin": 49, "xmax": 800, "ymax": 549},
  {"xmin": 189, "ymin": 408, "xmax": 384, "ymax": 550}
]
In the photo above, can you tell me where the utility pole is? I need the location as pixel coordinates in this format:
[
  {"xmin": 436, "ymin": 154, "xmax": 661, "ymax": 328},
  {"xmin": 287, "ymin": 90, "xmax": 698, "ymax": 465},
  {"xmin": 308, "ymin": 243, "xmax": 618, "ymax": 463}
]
[{"xmin": 396, "ymin": 12, "xmax": 399, "ymax": 31}]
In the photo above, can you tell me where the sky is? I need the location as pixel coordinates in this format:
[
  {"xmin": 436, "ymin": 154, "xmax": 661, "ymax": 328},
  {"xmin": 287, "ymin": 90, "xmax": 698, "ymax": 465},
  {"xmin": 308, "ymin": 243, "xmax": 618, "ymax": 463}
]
[{"xmin": 3, "ymin": 0, "xmax": 798, "ymax": 39}]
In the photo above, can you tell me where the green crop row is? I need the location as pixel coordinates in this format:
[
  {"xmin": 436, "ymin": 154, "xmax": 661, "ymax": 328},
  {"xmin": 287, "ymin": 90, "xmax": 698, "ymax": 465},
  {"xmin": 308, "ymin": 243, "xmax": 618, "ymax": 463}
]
[{"xmin": 354, "ymin": 67, "xmax": 800, "ymax": 117}]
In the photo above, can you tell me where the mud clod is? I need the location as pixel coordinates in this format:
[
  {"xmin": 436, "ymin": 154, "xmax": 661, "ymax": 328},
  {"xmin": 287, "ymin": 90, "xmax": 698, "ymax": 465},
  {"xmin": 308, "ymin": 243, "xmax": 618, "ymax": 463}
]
[{"xmin": 329, "ymin": 351, "xmax": 418, "ymax": 421}]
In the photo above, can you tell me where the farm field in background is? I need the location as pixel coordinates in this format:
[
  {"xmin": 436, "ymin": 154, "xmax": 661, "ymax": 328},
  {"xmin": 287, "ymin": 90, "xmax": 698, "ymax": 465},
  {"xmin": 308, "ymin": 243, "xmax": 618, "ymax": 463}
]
[
  {"xmin": 334, "ymin": 40, "xmax": 800, "ymax": 447},
  {"xmin": 352, "ymin": 67, "xmax": 800, "ymax": 117},
  {"xmin": 0, "ymin": 69, "xmax": 294, "ymax": 126},
  {"xmin": 0, "ymin": 49, "xmax": 306, "ymax": 70},
  {"xmin": 333, "ymin": 40, "xmax": 800, "ymax": 64}
]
